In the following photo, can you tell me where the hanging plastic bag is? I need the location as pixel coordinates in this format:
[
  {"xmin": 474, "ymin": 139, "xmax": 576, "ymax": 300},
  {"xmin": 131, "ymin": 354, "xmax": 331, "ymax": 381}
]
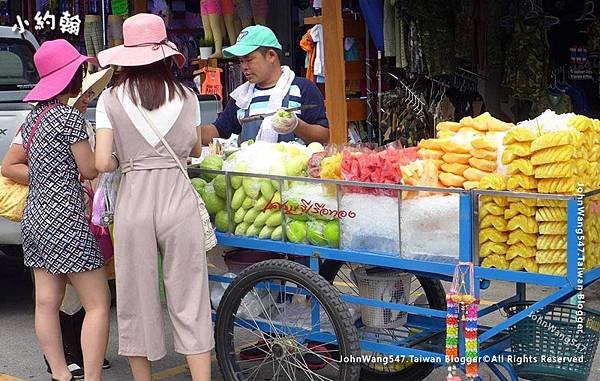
[{"xmin": 92, "ymin": 170, "xmax": 122, "ymax": 227}]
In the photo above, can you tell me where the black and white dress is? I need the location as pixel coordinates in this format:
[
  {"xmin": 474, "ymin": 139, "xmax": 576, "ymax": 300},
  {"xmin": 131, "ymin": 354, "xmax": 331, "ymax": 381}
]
[{"xmin": 21, "ymin": 99, "xmax": 104, "ymax": 274}]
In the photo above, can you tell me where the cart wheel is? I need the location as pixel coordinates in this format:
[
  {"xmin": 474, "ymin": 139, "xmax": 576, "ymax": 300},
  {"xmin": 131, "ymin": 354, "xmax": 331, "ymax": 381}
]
[
  {"xmin": 215, "ymin": 259, "xmax": 361, "ymax": 381},
  {"xmin": 320, "ymin": 260, "xmax": 446, "ymax": 381}
]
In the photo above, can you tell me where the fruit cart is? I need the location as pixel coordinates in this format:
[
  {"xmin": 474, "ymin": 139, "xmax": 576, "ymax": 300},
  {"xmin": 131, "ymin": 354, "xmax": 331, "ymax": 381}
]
[{"xmin": 190, "ymin": 166, "xmax": 600, "ymax": 381}]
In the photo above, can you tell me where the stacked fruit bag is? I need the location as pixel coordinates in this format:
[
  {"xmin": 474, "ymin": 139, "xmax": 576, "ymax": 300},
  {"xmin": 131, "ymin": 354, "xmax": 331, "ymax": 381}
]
[
  {"xmin": 340, "ymin": 144, "xmax": 417, "ymax": 196},
  {"xmin": 467, "ymin": 134, "xmax": 502, "ymax": 190},
  {"xmin": 478, "ymin": 175, "xmax": 510, "ymax": 269},
  {"xmin": 400, "ymin": 159, "xmax": 440, "ymax": 198},
  {"xmin": 417, "ymin": 113, "xmax": 512, "ymax": 190},
  {"xmin": 499, "ymin": 126, "xmax": 541, "ymax": 273},
  {"xmin": 575, "ymin": 117, "xmax": 600, "ymax": 270},
  {"xmin": 527, "ymin": 113, "xmax": 599, "ymax": 275}
]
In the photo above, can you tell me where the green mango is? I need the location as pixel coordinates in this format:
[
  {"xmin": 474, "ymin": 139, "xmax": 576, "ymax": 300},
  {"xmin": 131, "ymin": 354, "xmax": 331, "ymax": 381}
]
[
  {"xmin": 245, "ymin": 224, "xmax": 260, "ymax": 237},
  {"xmin": 234, "ymin": 222, "xmax": 250, "ymax": 236},
  {"xmin": 265, "ymin": 212, "xmax": 283, "ymax": 227},
  {"xmin": 270, "ymin": 226, "xmax": 283, "ymax": 240},
  {"xmin": 234, "ymin": 208, "xmax": 247, "ymax": 224},
  {"xmin": 254, "ymin": 196, "xmax": 268, "ymax": 211},
  {"xmin": 271, "ymin": 192, "xmax": 281, "ymax": 203},
  {"xmin": 258, "ymin": 225, "xmax": 275, "ymax": 239},
  {"xmin": 243, "ymin": 208, "xmax": 260, "ymax": 224},
  {"xmin": 231, "ymin": 187, "xmax": 246, "ymax": 210},
  {"xmin": 253, "ymin": 210, "xmax": 276, "ymax": 228},
  {"xmin": 269, "ymin": 162, "xmax": 287, "ymax": 190},
  {"xmin": 242, "ymin": 177, "xmax": 261, "ymax": 199},
  {"xmin": 231, "ymin": 162, "xmax": 247, "ymax": 190},
  {"xmin": 242, "ymin": 197, "xmax": 254, "ymax": 210},
  {"xmin": 260, "ymin": 180, "xmax": 275, "ymax": 201}
]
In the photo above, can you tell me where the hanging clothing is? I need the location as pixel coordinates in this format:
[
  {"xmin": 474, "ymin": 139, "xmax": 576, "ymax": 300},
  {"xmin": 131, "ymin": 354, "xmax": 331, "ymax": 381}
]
[
  {"xmin": 200, "ymin": 67, "xmax": 224, "ymax": 100},
  {"xmin": 383, "ymin": 0, "xmax": 401, "ymax": 63},
  {"xmin": 401, "ymin": 0, "xmax": 456, "ymax": 75},
  {"xmin": 300, "ymin": 29, "xmax": 316, "ymax": 82},
  {"xmin": 434, "ymin": 96, "xmax": 455, "ymax": 126},
  {"xmin": 454, "ymin": 0, "xmax": 475, "ymax": 64},
  {"xmin": 101, "ymin": 88, "xmax": 213, "ymax": 361},
  {"xmin": 503, "ymin": 18, "xmax": 549, "ymax": 100},
  {"xmin": 310, "ymin": 25, "xmax": 325, "ymax": 77},
  {"xmin": 530, "ymin": 91, "xmax": 573, "ymax": 118}
]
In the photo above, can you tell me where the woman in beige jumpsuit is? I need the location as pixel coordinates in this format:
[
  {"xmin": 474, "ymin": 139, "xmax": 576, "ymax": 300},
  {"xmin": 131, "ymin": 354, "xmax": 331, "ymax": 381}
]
[{"xmin": 94, "ymin": 13, "xmax": 213, "ymax": 381}]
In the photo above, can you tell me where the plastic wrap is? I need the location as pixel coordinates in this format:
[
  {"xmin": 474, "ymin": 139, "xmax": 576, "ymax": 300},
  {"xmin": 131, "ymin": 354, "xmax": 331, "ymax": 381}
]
[
  {"xmin": 400, "ymin": 195, "xmax": 460, "ymax": 261},
  {"xmin": 92, "ymin": 170, "xmax": 122, "ymax": 227},
  {"xmin": 340, "ymin": 193, "xmax": 400, "ymax": 255},
  {"xmin": 340, "ymin": 143, "xmax": 417, "ymax": 197}
]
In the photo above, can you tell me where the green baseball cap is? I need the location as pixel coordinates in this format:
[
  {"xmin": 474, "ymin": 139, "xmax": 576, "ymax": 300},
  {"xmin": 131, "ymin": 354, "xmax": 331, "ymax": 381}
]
[{"xmin": 223, "ymin": 25, "xmax": 283, "ymax": 58}]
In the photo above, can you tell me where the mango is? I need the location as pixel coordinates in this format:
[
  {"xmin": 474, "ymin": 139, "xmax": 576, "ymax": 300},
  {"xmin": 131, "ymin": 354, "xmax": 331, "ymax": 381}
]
[
  {"xmin": 259, "ymin": 225, "xmax": 275, "ymax": 239},
  {"xmin": 242, "ymin": 196, "xmax": 254, "ymax": 209},
  {"xmin": 271, "ymin": 226, "xmax": 283, "ymax": 240},
  {"xmin": 243, "ymin": 209, "xmax": 260, "ymax": 224},
  {"xmin": 253, "ymin": 210, "xmax": 276, "ymax": 228},
  {"xmin": 231, "ymin": 187, "xmax": 246, "ymax": 210},
  {"xmin": 265, "ymin": 212, "xmax": 283, "ymax": 227},
  {"xmin": 231, "ymin": 162, "xmax": 247, "ymax": 189},
  {"xmin": 234, "ymin": 208, "xmax": 247, "ymax": 224},
  {"xmin": 234, "ymin": 222, "xmax": 250, "ymax": 236},
  {"xmin": 245, "ymin": 224, "xmax": 260, "ymax": 237}
]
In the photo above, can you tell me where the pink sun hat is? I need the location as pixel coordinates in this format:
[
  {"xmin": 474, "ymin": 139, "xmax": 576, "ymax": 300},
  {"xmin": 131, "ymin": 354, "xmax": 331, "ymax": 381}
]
[
  {"xmin": 98, "ymin": 13, "xmax": 185, "ymax": 69},
  {"xmin": 23, "ymin": 39, "xmax": 97, "ymax": 103}
]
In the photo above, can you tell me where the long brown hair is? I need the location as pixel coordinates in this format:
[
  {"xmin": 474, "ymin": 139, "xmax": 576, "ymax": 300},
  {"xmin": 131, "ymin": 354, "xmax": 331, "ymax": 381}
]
[
  {"xmin": 112, "ymin": 59, "xmax": 186, "ymax": 111},
  {"xmin": 59, "ymin": 64, "xmax": 84, "ymax": 97}
]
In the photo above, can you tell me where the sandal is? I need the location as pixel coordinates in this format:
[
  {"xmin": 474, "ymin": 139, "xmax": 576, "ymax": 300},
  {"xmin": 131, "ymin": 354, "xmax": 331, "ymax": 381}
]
[
  {"xmin": 239, "ymin": 339, "xmax": 271, "ymax": 361},
  {"xmin": 303, "ymin": 342, "xmax": 336, "ymax": 371}
]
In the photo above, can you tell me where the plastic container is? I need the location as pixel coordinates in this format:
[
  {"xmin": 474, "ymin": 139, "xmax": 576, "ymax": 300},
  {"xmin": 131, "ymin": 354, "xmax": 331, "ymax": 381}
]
[
  {"xmin": 352, "ymin": 266, "xmax": 412, "ymax": 329},
  {"xmin": 504, "ymin": 302, "xmax": 600, "ymax": 381}
]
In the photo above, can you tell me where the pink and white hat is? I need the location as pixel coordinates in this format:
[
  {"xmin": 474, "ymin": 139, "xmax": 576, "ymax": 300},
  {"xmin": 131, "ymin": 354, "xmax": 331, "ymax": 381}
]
[
  {"xmin": 23, "ymin": 39, "xmax": 97, "ymax": 103},
  {"xmin": 98, "ymin": 13, "xmax": 185, "ymax": 69}
]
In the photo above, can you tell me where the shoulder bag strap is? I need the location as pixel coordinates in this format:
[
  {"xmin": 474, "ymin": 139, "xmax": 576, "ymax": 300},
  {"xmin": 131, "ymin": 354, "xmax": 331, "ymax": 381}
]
[
  {"xmin": 136, "ymin": 107, "xmax": 192, "ymax": 182},
  {"xmin": 25, "ymin": 103, "xmax": 61, "ymax": 156}
]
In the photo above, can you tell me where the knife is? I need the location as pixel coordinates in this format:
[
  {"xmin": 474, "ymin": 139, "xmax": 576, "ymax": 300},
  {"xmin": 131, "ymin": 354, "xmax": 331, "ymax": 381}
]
[{"xmin": 239, "ymin": 104, "xmax": 317, "ymax": 124}]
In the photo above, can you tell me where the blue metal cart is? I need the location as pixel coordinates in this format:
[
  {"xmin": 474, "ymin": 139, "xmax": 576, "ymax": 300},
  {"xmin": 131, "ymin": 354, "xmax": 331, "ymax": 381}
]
[{"xmin": 190, "ymin": 168, "xmax": 600, "ymax": 381}]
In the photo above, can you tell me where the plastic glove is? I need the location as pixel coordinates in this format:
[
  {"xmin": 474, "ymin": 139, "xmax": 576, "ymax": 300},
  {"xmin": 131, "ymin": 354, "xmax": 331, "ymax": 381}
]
[{"xmin": 270, "ymin": 108, "xmax": 299, "ymax": 134}]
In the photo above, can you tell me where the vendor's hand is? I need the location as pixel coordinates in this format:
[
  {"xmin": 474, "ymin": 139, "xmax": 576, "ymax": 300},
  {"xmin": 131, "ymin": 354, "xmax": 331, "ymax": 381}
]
[{"xmin": 270, "ymin": 108, "xmax": 299, "ymax": 134}]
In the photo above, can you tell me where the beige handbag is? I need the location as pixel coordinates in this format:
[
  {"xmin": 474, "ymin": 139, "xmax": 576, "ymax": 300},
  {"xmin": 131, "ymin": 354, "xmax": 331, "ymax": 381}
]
[{"xmin": 139, "ymin": 109, "xmax": 217, "ymax": 251}]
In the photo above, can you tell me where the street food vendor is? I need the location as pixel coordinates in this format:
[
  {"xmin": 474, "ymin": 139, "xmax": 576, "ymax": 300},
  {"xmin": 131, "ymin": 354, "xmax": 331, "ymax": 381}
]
[{"xmin": 200, "ymin": 25, "xmax": 329, "ymax": 144}]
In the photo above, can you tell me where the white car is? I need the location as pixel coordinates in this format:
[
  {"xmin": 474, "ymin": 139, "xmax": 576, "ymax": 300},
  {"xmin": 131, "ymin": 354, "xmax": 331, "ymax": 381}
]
[{"xmin": 0, "ymin": 26, "xmax": 39, "ymax": 256}]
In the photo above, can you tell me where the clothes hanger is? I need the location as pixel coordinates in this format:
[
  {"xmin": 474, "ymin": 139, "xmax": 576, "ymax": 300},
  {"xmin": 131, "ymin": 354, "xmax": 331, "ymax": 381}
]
[{"xmin": 577, "ymin": 0, "xmax": 596, "ymax": 22}]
